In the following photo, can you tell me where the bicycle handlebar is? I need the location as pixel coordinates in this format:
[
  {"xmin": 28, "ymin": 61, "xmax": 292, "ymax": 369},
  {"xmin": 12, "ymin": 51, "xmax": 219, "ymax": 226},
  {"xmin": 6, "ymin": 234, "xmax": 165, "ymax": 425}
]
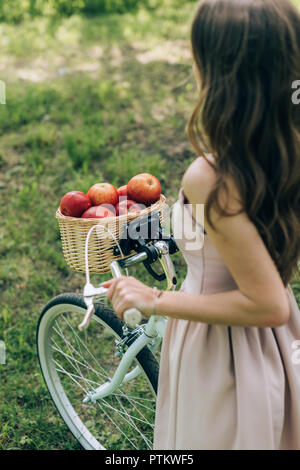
[
  {"xmin": 79, "ymin": 215, "xmax": 178, "ymax": 331},
  {"xmin": 110, "ymin": 240, "xmax": 177, "ymax": 327}
]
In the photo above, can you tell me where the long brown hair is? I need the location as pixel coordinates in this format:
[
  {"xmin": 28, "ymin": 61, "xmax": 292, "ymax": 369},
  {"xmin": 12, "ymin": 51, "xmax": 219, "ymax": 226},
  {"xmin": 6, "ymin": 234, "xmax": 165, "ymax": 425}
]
[{"xmin": 187, "ymin": 0, "xmax": 300, "ymax": 287}]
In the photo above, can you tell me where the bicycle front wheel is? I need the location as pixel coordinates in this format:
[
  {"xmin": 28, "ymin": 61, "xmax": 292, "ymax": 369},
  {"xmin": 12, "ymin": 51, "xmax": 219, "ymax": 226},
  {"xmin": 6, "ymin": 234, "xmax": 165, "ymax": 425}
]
[{"xmin": 36, "ymin": 293, "xmax": 159, "ymax": 450}]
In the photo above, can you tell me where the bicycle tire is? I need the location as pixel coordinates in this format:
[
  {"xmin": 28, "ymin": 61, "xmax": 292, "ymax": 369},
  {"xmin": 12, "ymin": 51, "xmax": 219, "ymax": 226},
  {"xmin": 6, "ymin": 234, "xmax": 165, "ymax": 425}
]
[{"xmin": 36, "ymin": 293, "xmax": 159, "ymax": 450}]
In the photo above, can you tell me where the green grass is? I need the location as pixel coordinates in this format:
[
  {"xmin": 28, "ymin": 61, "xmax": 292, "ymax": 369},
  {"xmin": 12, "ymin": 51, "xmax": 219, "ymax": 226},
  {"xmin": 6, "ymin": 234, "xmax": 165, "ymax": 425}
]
[
  {"xmin": 0, "ymin": 0, "xmax": 300, "ymax": 451},
  {"xmin": 0, "ymin": 0, "xmax": 195, "ymax": 450}
]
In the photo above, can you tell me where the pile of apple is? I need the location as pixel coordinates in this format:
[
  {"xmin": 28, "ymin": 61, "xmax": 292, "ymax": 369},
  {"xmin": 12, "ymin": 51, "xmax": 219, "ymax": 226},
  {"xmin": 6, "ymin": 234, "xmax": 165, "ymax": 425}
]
[{"xmin": 59, "ymin": 173, "xmax": 162, "ymax": 219}]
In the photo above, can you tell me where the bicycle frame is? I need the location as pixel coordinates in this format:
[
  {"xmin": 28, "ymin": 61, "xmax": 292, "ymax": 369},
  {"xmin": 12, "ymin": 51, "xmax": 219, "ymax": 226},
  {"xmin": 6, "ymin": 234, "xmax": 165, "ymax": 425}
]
[{"xmin": 80, "ymin": 237, "xmax": 177, "ymax": 404}]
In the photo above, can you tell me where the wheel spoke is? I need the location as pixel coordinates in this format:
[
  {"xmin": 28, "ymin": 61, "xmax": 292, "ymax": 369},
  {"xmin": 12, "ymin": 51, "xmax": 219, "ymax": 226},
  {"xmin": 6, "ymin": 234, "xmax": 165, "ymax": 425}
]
[
  {"xmin": 52, "ymin": 325, "xmax": 91, "ymax": 382},
  {"xmin": 61, "ymin": 315, "xmax": 108, "ymax": 373},
  {"xmin": 112, "ymin": 387, "xmax": 155, "ymax": 427},
  {"xmin": 54, "ymin": 316, "xmax": 106, "ymax": 376},
  {"xmin": 95, "ymin": 400, "xmax": 140, "ymax": 449},
  {"xmin": 53, "ymin": 358, "xmax": 90, "ymax": 395},
  {"xmin": 101, "ymin": 398, "xmax": 154, "ymax": 430},
  {"xmin": 52, "ymin": 319, "xmax": 111, "ymax": 385},
  {"xmin": 99, "ymin": 402, "xmax": 153, "ymax": 449},
  {"xmin": 51, "ymin": 340, "xmax": 108, "ymax": 382},
  {"xmin": 112, "ymin": 393, "xmax": 155, "ymax": 411},
  {"xmin": 38, "ymin": 301, "xmax": 157, "ymax": 450},
  {"xmin": 54, "ymin": 365, "xmax": 102, "ymax": 389}
]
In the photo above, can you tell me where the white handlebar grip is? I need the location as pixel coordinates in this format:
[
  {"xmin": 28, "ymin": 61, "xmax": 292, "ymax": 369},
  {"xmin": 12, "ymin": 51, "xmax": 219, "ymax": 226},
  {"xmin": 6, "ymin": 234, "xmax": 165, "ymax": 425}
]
[{"xmin": 123, "ymin": 308, "xmax": 143, "ymax": 327}]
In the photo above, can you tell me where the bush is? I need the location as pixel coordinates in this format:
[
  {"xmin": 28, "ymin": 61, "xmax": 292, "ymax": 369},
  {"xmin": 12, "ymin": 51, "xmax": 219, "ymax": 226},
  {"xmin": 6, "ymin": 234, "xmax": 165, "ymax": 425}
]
[
  {"xmin": 0, "ymin": 0, "xmax": 159, "ymax": 23},
  {"xmin": 0, "ymin": 0, "xmax": 42, "ymax": 24},
  {"xmin": 54, "ymin": 0, "xmax": 153, "ymax": 15},
  {"xmin": 50, "ymin": 0, "xmax": 85, "ymax": 16}
]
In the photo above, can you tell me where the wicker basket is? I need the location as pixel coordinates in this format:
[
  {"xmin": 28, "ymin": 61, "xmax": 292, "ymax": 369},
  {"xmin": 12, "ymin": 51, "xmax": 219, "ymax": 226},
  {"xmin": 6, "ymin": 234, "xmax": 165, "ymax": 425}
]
[{"xmin": 56, "ymin": 194, "xmax": 168, "ymax": 274}]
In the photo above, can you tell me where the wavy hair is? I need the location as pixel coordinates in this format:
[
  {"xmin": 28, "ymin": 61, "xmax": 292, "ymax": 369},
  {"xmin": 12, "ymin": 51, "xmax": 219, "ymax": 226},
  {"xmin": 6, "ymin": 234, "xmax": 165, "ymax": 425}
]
[{"xmin": 187, "ymin": 0, "xmax": 300, "ymax": 286}]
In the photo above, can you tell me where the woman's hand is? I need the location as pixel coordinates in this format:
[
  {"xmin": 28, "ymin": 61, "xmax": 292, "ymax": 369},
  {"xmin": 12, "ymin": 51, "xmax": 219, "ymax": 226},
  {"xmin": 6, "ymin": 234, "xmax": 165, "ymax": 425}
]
[{"xmin": 102, "ymin": 276, "xmax": 155, "ymax": 320}]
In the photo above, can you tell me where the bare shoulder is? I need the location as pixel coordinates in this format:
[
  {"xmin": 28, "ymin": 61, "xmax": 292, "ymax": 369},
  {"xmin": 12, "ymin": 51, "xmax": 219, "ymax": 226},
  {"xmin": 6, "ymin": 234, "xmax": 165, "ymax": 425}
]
[
  {"xmin": 181, "ymin": 155, "xmax": 216, "ymax": 205},
  {"xmin": 182, "ymin": 154, "xmax": 243, "ymax": 212}
]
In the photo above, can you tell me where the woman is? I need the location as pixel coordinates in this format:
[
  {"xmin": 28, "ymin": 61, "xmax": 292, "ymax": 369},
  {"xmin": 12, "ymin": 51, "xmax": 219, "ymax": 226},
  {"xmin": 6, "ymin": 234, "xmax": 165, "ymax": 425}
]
[{"xmin": 104, "ymin": 0, "xmax": 300, "ymax": 450}]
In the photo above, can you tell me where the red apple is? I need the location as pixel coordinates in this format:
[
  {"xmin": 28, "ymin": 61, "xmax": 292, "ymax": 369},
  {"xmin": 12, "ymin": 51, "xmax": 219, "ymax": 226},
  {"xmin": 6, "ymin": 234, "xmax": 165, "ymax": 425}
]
[
  {"xmin": 128, "ymin": 203, "xmax": 144, "ymax": 215},
  {"xmin": 117, "ymin": 185, "xmax": 128, "ymax": 199},
  {"xmin": 60, "ymin": 191, "xmax": 92, "ymax": 217},
  {"xmin": 81, "ymin": 205, "xmax": 116, "ymax": 219},
  {"xmin": 87, "ymin": 183, "xmax": 118, "ymax": 207},
  {"xmin": 116, "ymin": 199, "xmax": 144, "ymax": 216},
  {"xmin": 127, "ymin": 173, "xmax": 161, "ymax": 205}
]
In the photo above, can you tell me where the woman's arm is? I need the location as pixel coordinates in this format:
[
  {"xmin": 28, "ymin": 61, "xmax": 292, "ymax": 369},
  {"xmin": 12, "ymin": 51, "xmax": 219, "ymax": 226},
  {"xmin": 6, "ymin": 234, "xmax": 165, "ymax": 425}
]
[
  {"xmin": 104, "ymin": 157, "xmax": 290, "ymax": 328},
  {"xmin": 155, "ymin": 286, "xmax": 289, "ymax": 328},
  {"xmin": 104, "ymin": 274, "xmax": 289, "ymax": 328},
  {"xmin": 178, "ymin": 156, "xmax": 290, "ymax": 327}
]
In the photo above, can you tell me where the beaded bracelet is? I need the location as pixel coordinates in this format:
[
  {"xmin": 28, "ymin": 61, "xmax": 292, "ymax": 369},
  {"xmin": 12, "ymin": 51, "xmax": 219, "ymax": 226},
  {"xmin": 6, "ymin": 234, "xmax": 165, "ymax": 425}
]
[{"xmin": 152, "ymin": 287, "xmax": 164, "ymax": 316}]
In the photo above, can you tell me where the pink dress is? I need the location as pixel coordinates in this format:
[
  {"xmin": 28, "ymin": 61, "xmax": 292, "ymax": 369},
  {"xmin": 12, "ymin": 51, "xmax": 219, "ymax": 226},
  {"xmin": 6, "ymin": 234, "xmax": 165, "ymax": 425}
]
[{"xmin": 153, "ymin": 187, "xmax": 300, "ymax": 450}]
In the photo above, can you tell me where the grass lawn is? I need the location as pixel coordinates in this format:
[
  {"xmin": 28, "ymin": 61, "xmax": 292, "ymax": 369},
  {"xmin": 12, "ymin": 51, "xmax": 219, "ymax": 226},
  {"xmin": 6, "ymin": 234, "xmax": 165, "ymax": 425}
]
[{"xmin": 0, "ymin": 0, "xmax": 299, "ymax": 450}]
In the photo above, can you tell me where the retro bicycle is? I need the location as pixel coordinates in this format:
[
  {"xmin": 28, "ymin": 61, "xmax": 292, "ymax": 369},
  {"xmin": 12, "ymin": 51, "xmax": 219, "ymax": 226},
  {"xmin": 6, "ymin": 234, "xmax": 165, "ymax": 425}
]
[{"xmin": 36, "ymin": 211, "xmax": 179, "ymax": 450}]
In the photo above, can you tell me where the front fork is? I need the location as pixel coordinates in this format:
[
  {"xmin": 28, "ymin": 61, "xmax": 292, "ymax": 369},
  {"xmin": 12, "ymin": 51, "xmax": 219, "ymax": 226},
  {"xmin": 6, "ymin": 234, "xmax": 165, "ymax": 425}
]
[
  {"xmin": 81, "ymin": 266, "xmax": 167, "ymax": 404},
  {"xmin": 83, "ymin": 320, "xmax": 164, "ymax": 403},
  {"xmin": 81, "ymin": 241, "xmax": 174, "ymax": 404}
]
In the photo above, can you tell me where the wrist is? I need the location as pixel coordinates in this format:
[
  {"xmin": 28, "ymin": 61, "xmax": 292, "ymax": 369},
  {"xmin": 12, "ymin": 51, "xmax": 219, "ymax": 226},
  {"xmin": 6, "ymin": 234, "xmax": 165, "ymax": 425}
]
[{"xmin": 152, "ymin": 287, "xmax": 164, "ymax": 316}]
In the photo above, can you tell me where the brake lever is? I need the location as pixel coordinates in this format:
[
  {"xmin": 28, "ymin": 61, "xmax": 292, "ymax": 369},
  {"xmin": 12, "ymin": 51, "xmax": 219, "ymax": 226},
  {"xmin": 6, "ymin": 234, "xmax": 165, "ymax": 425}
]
[
  {"xmin": 142, "ymin": 259, "xmax": 166, "ymax": 282},
  {"xmin": 78, "ymin": 303, "xmax": 95, "ymax": 332},
  {"xmin": 155, "ymin": 241, "xmax": 177, "ymax": 291},
  {"xmin": 78, "ymin": 283, "xmax": 108, "ymax": 331}
]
